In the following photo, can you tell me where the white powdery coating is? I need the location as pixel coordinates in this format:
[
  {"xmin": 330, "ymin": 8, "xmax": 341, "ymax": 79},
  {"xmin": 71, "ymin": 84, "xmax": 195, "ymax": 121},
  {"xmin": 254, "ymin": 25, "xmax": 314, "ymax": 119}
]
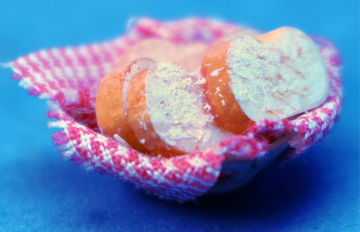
[
  {"xmin": 227, "ymin": 27, "xmax": 329, "ymax": 121},
  {"xmin": 147, "ymin": 62, "xmax": 230, "ymax": 152}
]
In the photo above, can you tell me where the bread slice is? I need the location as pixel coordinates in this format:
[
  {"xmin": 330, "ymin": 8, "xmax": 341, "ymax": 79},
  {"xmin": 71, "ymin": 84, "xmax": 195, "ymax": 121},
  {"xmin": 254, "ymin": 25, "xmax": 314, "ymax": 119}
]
[
  {"xmin": 95, "ymin": 59, "xmax": 155, "ymax": 152},
  {"xmin": 116, "ymin": 39, "xmax": 178, "ymax": 69},
  {"xmin": 175, "ymin": 42, "xmax": 208, "ymax": 71},
  {"xmin": 117, "ymin": 38, "xmax": 208, "ymax": 72},
  {"xmin": 201, "ymin": 27, "xmax": 329, "ymax": 134},
  {"xmin": 126, "ymin": 60, "xmax": 231, "ymax": 156}
]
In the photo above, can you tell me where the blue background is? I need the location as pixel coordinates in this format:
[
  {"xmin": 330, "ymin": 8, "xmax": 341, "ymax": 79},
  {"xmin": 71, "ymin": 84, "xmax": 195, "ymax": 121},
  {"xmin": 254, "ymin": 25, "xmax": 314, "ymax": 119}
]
[{"xmin": 0, "ymin": 0, "xmax": 359, "ymax": 231}]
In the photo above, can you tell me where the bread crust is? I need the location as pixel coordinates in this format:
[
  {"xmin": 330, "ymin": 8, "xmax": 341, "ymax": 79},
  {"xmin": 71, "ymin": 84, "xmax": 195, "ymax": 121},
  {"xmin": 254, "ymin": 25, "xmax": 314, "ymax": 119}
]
[
  {"xmin": 95, "ymin": 66, "xmax": 148, "ymax": 152},
  {"xmin": 201, "ymin": 41, "xmax": 254, "ymax": 134},
  {"xmin": 126, "ymin": 66, "xmax": 186, "ymax": 157}
]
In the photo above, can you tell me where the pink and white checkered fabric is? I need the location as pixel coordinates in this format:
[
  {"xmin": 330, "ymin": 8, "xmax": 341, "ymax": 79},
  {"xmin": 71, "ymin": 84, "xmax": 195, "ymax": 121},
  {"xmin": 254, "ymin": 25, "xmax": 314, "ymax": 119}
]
[{"xmin": 9, "ymin": 18, "xmax": 342, "ymax": 202}]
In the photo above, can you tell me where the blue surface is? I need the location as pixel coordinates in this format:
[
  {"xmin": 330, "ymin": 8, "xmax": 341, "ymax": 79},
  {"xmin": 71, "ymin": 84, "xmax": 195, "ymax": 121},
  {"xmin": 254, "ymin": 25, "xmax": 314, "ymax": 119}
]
[{"xmin": 0, "ymin": 0, "xmax": 359, "ymax": 231}]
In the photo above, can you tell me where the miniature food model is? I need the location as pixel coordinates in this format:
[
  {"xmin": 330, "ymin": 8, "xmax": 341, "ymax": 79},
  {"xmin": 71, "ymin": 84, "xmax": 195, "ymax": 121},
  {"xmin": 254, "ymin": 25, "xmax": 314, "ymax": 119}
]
[
  {"xmin": 96, "ymin": 26, "xmax": 329, "ymax": 156},
  {"xmin": 126, "ymin": 59, "xmax": 231, "ymax": 156},
  {"xmin": 202, "ymin": 27, "xmax": 329, "ymax": 134}
]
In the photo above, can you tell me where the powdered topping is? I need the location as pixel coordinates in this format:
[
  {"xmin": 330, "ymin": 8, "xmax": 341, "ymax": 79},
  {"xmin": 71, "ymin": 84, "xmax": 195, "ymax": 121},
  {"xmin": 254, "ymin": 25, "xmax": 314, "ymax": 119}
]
[
  {"xmin": 210, "ymin": 67, "xmax": 224, "ymax": 77},
  {"xmin": 147, "ymin": 62, "xmax": 230, "ymax": 152},
  {"xmin": 227, "ymin": 27, "xmax": 329, "ymax": 121}
]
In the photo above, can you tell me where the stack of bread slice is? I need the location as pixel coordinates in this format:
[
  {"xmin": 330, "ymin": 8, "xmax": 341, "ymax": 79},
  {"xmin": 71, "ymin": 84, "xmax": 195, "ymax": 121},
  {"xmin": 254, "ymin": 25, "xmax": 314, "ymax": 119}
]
[{"xmin": 96, "ymin": 27, "xmax": 329, "ymax": 157}]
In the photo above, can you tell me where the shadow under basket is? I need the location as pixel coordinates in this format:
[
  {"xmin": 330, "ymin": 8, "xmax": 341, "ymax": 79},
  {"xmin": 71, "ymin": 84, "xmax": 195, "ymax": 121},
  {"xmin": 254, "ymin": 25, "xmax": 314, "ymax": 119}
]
[{"xmin": 8, "ymin": 18, "xmax": 342, "ymax": 202}]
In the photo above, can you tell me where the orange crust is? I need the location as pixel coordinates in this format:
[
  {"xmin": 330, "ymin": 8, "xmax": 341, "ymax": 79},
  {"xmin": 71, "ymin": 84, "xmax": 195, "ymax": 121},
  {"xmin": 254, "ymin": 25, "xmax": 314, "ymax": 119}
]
[
  {"xmin": 201, "ymin": 41, "xmax": 254, "ymax": 134},
  {"xmin": 95, "ymin": 67, "xmax": 148, "ymax": 153},
  {"xmin": 126, "ymin": 68, "xmax": 185, "ymax": 157}
]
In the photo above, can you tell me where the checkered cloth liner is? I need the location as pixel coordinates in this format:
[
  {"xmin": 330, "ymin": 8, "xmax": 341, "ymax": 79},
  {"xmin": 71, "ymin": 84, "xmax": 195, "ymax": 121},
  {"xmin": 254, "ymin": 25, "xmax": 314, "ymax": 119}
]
[{"xmin": 8, "ymin": 18, "xmax": 342, "ymax": 202}]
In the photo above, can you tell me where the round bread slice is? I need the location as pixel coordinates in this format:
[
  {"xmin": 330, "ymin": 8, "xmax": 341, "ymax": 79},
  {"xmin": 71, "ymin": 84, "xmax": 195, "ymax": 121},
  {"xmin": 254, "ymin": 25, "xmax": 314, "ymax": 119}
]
[
  {"xmin": 116, "ymin": 39, "xmax": 178, "ymax": 69},
  {"xmin": 116, "ymin": 38, "xmax": 208, "ymax": 72},
  {"xmin": 126, "ymin": 61, "xmax": 231, "ymax": 157},
  {"xmin": 95, "ymin": 58, "xmax": 155, "ymax": 153},
  {"xmin": 201, "ymin": 27, "xmax": 329, "ymax": 134},
  {"xmin": 175, "ymin": 42, "xmax": 208, "ymax": 71}
]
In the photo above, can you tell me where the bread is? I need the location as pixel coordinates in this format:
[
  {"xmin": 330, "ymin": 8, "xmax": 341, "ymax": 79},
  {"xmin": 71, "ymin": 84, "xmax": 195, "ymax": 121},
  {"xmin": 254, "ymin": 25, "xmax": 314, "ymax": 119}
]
[
  {"xmin": 201, "ymin": 27, "xmax": 329, "ymax": 134},
  {"xmin": 95, "ymin": 58, "xmax": 155, "ymax": 152},
  {"xmin": 126, "ymin": 60, "xmax": 231, "ymax": 156},
  {"xmin": 116, "ymin": 39, "xmax": 208, "ymax": 71},
  {"xmin": 96, "ymin": 27, "xmax": 330, "ymax": 156}
]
